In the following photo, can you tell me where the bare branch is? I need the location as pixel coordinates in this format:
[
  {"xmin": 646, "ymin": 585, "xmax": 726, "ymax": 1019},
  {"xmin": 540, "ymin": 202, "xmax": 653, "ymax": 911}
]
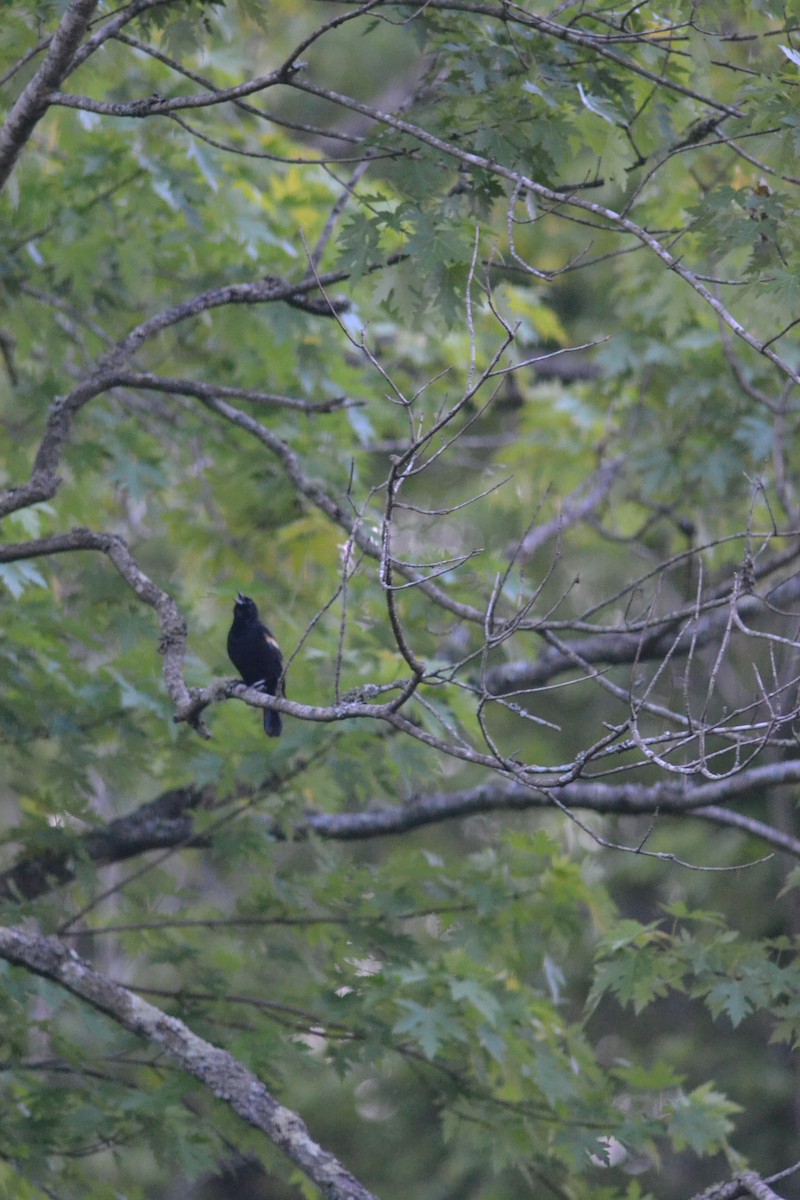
[
  {"xmin": 113, "ymin": 371, "xmax": 355, "ymax": 414},
  {"xmin": 485, "ymin": 571, "xmax": 800, "ymax": 694}
]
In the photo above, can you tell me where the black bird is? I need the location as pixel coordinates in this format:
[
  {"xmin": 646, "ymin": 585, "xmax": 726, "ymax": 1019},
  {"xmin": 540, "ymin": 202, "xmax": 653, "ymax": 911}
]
[{"xmin": 227, "ymin": 592, "xmax": 284, "ymax": 737}]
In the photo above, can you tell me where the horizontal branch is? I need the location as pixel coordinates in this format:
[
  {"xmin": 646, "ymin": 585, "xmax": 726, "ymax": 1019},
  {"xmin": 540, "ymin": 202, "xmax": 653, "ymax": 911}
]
[
  {"xmin": 6, "ymin": 759, "xmax": 800, "ymax": 905},
  {"xmin": 114, "ymin": 370, "xmax": 354, "ymax": 414},
  {"xmin": 178, "ymin": 678, "xmax": 449, "ymax": 741},
  {"xmin": 301, "ymin": 761, "xmax": 800, "ymax": 839},
  {"xmin": 485, "ymin": 571, "xmax": 800, "ymax": 694},
  {"xmin": 110, "ymin": 30, "xmax": 366, "ymax": 152},
  {"xmin": 49, "ymin": 61, "xmax": 297, "ymax": 117},
  {"xmin": 0, "ymin": 926, "xmax": 379, "ymax": 1200},
  {"xmin": 0, "ymin": 787, "xmax": 206, "ymax": 902}
]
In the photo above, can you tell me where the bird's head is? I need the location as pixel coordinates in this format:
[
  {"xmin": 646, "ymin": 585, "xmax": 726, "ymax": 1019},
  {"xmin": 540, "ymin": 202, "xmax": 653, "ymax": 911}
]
[{"xmin": 233, "ymin": 592, "xmax": 259, "ymax": 622}]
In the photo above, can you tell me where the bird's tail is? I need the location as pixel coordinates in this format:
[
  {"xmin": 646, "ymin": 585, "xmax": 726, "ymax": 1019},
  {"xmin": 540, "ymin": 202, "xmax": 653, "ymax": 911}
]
[{"xmin": 264, "ymin": 708, "xmax": 282, "ymax": 738}]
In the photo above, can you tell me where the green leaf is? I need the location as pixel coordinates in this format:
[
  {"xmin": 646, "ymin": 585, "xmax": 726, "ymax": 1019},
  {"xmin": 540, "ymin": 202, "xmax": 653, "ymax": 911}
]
[
  {"xmin": 393, "ymin": 1000, "xmax": 454, "ymax": 1059},
  {"xmin": 666, "ymin": 1084, "xmax": 741, "ymax": 1154}
]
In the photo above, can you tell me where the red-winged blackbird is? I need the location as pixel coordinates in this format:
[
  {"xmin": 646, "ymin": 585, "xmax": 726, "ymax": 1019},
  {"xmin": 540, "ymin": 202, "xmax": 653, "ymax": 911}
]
[{"xmin": 227, "ymin": 592, "xmax": 284, "ymax": 737}]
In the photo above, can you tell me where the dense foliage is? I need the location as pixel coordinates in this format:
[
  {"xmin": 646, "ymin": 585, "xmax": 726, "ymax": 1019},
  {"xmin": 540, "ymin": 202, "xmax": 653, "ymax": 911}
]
[{"xmin": 2, "ymin": 1, "xmax": 800, "ymax": 1197}]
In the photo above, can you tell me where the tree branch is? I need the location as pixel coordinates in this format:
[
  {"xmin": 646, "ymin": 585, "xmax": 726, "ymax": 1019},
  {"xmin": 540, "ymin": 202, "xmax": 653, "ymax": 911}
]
[
  {"xmin": 0, "ymin": 926, "xmax": 379, "ymax": 1200},
  {"xmin": 285, "ymin": 75, "xmax": 800, "ymax": 384},
  {"xmin": 0, "ymin": 787, "xmax": 206, "ymax": 902},
  {"xmin": 485, "ymin": 569, "xmax": 800, "ymax": 695},
  {"xmin": 6, "ymin": 760, "xmax": 800, "ymax": 907},
  {"xmin": 0, "ymin": 0, "xmax": 100, "ymax": 193},
  {"xmin": 114, "ymin": 371, "xmax": 355, "ymax": 414},
  {"xmin": 0, "ymin": 529, "xmax": 195, "ymax": 726},
  {"xmin": 0, "ymin": 272, "xmax": 350, "ymax": 522}
]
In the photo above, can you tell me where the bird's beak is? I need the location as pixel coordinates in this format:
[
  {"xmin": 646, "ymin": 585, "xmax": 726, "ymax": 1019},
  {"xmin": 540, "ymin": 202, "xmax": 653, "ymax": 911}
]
[{"xmin": 236, "ymin": 591, "xmax": 245, "ymax": 602}]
